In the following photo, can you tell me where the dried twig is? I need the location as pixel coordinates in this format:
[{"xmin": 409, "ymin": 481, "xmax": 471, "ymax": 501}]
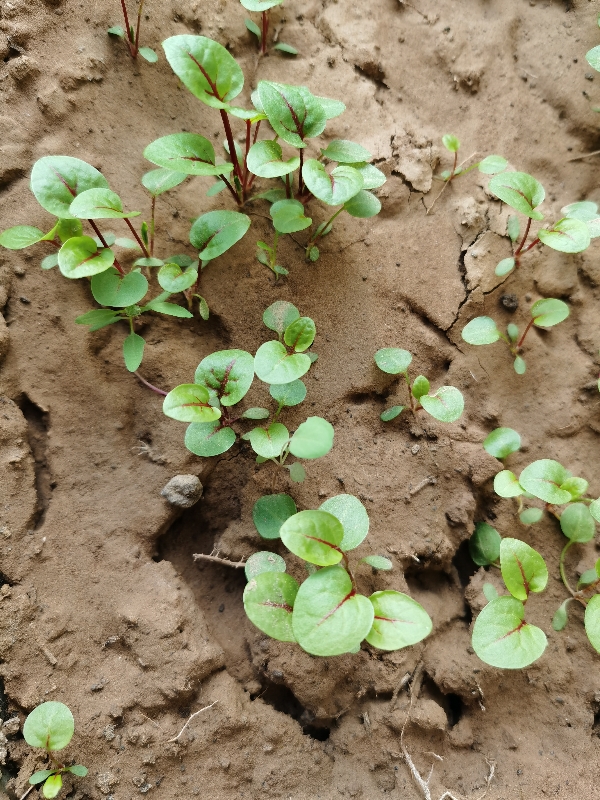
[
  {"xmin": 193, "ymin": 551, "xmax": 246, "ymax": 568},
  {"xmin": 167, "ymin": 702, "xmax": 218, "ymax": 743}
]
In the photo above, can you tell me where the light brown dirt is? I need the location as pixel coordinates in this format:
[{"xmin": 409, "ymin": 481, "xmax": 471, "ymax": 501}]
[{"xmin": 1, "ymin": 0, "xmax": 600, "ymax": 797}]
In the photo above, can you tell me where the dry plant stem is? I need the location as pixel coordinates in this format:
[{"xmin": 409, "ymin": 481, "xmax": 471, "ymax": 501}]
[
  {"xmin": 193, "ymin": 551, "xmax": 247, "ymax": 568},
  {"xmin": 89, "ymin": 220, "xmax": 125, "ymax": 275},
  {"xmin": 133, "ymin": 371, "xmax": 167, "ymax": 396},
  {"xmin": 167, "ymin": 701, "xmax": 218, "ymax": 743}
]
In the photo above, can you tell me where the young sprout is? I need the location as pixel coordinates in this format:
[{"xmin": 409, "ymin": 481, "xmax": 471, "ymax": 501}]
[
  {"xmin": 373, "ymin": 348, "xmax": 464, "ymax": 423},
  {"xmin": 23, "ymin": 702, "xmax": 87, "ymax": 798},
  {"xmin": 461, "ymin": 297, "xmax": 570, "ymax": 374},
  {"xmin": 162, "ymin": 302, "xmax": 332, "ymax": 483},
  {"xmin": 486, "ymin": 172, "xmax": 596, "ymax": 277},
  {"xmin": 108, "ymin": 0, "xmax": 158, "ymax": 62},
  {"xmin": 241, "ymin": 0, "xmax": 297, "ymax": 56},
  {"xmin": 244, "ymin": 494, "xmax": 432, "ymax": 655}
]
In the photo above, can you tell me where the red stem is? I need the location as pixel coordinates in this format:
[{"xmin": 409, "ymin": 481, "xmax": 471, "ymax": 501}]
[
  {"xmin": 134, "ymin": 371, "xmax": 167, "ymax": 396},
  {"xmin": 89, "ymin": 220, "xmax": 125, "ymax": 276},
  {"xmin": 124, "ymin": 217, "xmax": 149, "ymax": 258}
]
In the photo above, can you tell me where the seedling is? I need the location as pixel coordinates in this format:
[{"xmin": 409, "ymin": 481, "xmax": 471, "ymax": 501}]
[
  {"xmin": 461, "ymin": 297, "xmax": 569, "ymax": 374},
  {"xmin": 108, "ymin": 0, "xmax": 158, "ymax": 62},
  {"xmin": 374, "ymin": 348, "xmax": 464, "ymax": 423},
  {"xmin": 23, "ymin": 702, "xmax": 87, "ymax": 798},
  {"xmin": 241, "ymin": 0, "xmax": 297, "ymax": 56},
  {"xmin": 487, "ymin": 172, "xmax": 597, "ymax": 277},
  {"xmin": 244, "ymin": 493, "xmax": 432, "ymax": 655},
  {"xmin": 0, "ymin": 156, "xmax": 250, "ymax": 370},
  {"xmin": 162, "ymin": 302, "xmax": 332, "ymax": 482},
  {"xmin": 147, "ymin": 35, "xmax": 385, "ymax": 269}
]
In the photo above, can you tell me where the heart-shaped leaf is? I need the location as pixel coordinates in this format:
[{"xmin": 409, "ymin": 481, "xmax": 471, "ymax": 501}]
[
  {"xmin": 518, "ymin": 459, "xmax": 571, "ymax": 504},
  {"xmin": 58, "ymin": 236, "xmax": 114, "ymax": 279},
  {"xmin": 538, "ymin": 218, "xmax": 591, "ymax": 253},
  {"xmin": 184, "ymin": 421, "xmax": 236, "ymax": 456},
  {"xmin": 253, "ymin": 493, "xmax": 297, "ymax": 539},
  {"xmin": 472, "ymin": 596, "xmax": 547, "ymax": 668},
  {"xmin": 23, "ymin": 702, "xmax": 74, "ymax": 750},
  {"xmin": 280, "ymin": 509, "xmax": 344, "ymax": 565},
  {"xmin": 461, "ymin": 316, "xmax": 501, "ymax": 345},
  {"xmin": 289, "ymin": 417, "xmax": 334, "ymax": 459},
  {"xmin": 158, "ymin": 262, "xmax": 198, "ymax": 293},
  {"xmin": 69, "ymin": 188, "xmax": 140, "ymax": 219},
  {"xmin": 420, "ymin": 386, "xmax": 464, "ymax": 423},
  {"xmin": 144, "ymin": 133, "xmax": 229, "ymax": 176},
  {"xmin": 163, "ymin": 384, "xmax": 221, "ymax": 423},
  {"xmin": 247, "ymin": 141, "xmax": 300, "ymax": 178},
  {"xmin": 91, "ymin": 268, "xmax": 148, "ymax": 307},
  {"xmin": 500, "ymin": 538, "xmax": 548, "ymax": 601},
  {"xmin": 194, "ymin": 349, "xmax": 255, "ymax": 406},
  {"xmin": 31, "ymin": 156, "xmax": 109, "ymax": 219},
  {"xmin": 190, "ymin": 210, "xmax": 251, "ymax": 260},
  {"xmin": 254, "ymin": 340, "xmax": 311, "ymax": 384},
  {"xmin": 319, "ymin": 494, "xmax": 369, "ymax": 551},
  {"xmin": 489, "ymin": 171, "xmax": 545, "ymax": 220},
  {"xmin": 244, "ymin": 572, "xmax": 298, "ymax": 642},
  {"xmin": 365, "ymin": 591, "xmax": 432, "ymax": 650},
  {"xmin": 302, "ymin": 160, "xmax": 363, "ymax": 206}
]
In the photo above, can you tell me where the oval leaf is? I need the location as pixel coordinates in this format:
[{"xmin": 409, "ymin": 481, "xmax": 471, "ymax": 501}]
[
  {"xmin": 472, "ymin": 596, "xmax": 547, "ymax": 669},
  {"xmin": 280, "ymin": 509, "xmax": 344, "ymax": 566},
  {"xmin": 58, "ymin": 236, "xmax": 114, "ymax": 279},
  {"xmin": 500, "ymin": 538, "xmax": 548, "ymax": 601},
  {"xmin": 302, "ymin": 160, "xmax": 363, "ymax": 206},
  {"xmin": 190, "ymin": 210, "xmax": 251, "ymax": 260},
  {"xmin": 23, "ymin": 702, "xmax": 74, "ymax": 751},
  {"xmin": 289, "ymin": 417, "xmax": 334, "ymax": 459},
  {"xmin": 489, "ymin": 171, "xmax": 545, "ymax": 220},
  {"xmin": 185, "ymin": 421, "xmax": 236, "ymax": 456},
  {"xmin": 253, "ymin": 493, "xmax": 297, "ymax": 539},
  {"xmin": 254, "ymin": 340, "xmax": 311, "ymax": 384},
  {"xmin": 194, "ymin": 349, "xmax": 254, "ymax": 406},
  {"xmin": 366, "ymin": 591, "xmax": 432, "ymax": 651},
  {"xmin": 163, "ymin": 384, "xmax": 221, "ymax": 423},
  {"xmin": 31, "ymin": 156, "xmax": 109, "ymax": 219},
  {"xmin": 244, "ymin": 572, "xmax": 299, "ymax": 642},
  {"xmin": 91, "ymin": 268, "xmax": 148, "ymax": 307},
  {"xmin": 319, "ymin": 494, "xmax": 369, "ymax": 551},
  {"xmin": 420, "ymin": 386, "xmax": 464, "ymax": 423},
  {"xmin": 518, "ymin": 459, "xmax": 571, "ymax": 504},
  {"xmin": 144, "ymin": 133, "xmax": 228, "ymax": 176}
]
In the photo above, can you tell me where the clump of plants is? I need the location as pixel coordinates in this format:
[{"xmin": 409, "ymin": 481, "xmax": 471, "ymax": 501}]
[
  {"xmin": 243, "ymin": 493, "xmax": 432, "ymax": 655},
  {"xmin": 0, "ymin": 156, "xmax": 251, "ymax": 371},
  {"xmin": 108, "ymin": 0, "xmax": 157, "ymax": 62},
  {"xmin": 241, "ymin": 0, "xmax": 297, "ymax": 56},
  {"xmin": 162, "ymin": 302, "xmax": 333, "ymax": 482},
  {"xmin": 23, "ymin": 702, "xmax": 87, "ymax": 798},
  {"xmin": 373, "ymin": 348, "xmax": 464, "ymax": 423},
  {"xmin": 461, "ymin": 297, "xmax": 569, "ymax": 374},
  {"xmin": 146, "ymin": 35, "xmax": 386, "ymax": 268}
]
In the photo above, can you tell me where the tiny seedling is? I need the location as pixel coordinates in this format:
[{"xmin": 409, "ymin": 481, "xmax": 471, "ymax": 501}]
[
  {"xmin": 244, "ymin": 493, "xmax": 432, "ymax": 655},
  {"xmin": 461, "ymin": 297, "xmax": 569, "ymax": 374},
  {"xmin": 162, "ymin": 302, "xmax": 332, "ymax": 482},
  {"xmin": 374, "ymin": 347, "xmax": 464, "ymax": 423},
  {"xmin": 108, "ymin": 0, "xmax": 158, "ymax": 62},
  {"xmin": 0, "ymin": 156, "xmax": 250, "ymax": 371},
  {"xmin": 23, "ymin": 702, "xmax": 87, "ymax": 798},
  {"xmin": 241, "ymin": 0, "xmax": 297, "ymax": 56}
]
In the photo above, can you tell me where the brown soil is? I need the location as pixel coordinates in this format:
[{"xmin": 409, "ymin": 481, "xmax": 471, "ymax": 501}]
[{"xmin": 2, "ymin": 0, "xmax": 600, "ymax": 797}]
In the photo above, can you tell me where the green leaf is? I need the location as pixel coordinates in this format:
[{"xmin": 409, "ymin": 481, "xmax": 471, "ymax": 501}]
[
  {"xmin": 495, "ymin": 257, "xmax": 515, "ymax": 277},
  {"xmin": 344, "ymin": 190, "xmax": 381, "ymax": 218},
  {"xmin": 381, "ymin": 406, "xmax": 405, "ymax": 421},
  {"xmin": 246, "ymin": 422, "xmax": 289, "ymax": 458},
  {"xmin": 493, "ymin": 469, "xmax": 523, "ymax": 498},
  {"xmin": 472, "ymin": 596, "xmax": 547, "ymax": 668},
  {"xmin": 469, "ymin": 522, "xmax": 501, "ymax": 566},
  {"xmin": 58, "ymin": 236, "xmax": 114, "ymax": 279},
  {"xmin": 269, "ymin": 379, "xmax": 307, "ymax": 407},
  {"xmin": 107, "ymin": 25, "xmax": 125, "ymax": 37},
  {"xmin": 507, "ymin": 215, "xmax": 520, "ymax": 243},
  {"xmin": 157, "ymin": 262, "xmax": 198, "ymax": 293},
  {"xmin": 30, "ymin": 156, "xmax": 109, "ymax": 219},
  {"xmin": 302, "ymin": 160, "xmax": 363, "ymax": 206},
  {"xmin": 194, "ymin": 349, "xmax": 254, "ymax": 406},
  {"xmin": 489, "ymin": 171, "xmax": 545, "ymax": 220},
  {"xmin": 552, "ymin": 599, "xmax": 570, "ymax": 631},
  {"xmin": 41, "ymin": 253, "xmax": 59, "ymax": 270},
  {"xmin": 560, "ymin": 476, "xmax": 588, "ymax": 501},
  {"xmin": 538, "ymin": 217, "xmax": 590, "ymax": 254},
  {"xmin": 263, "ymin": 300, "xmax": 300, "ymax": 335},
  {"xmin": 69, "ymin": 188, "xmax": 139, "ymax": 220},
  {"xmin": 289, "ymin": 417, "xmax": 334, "ymax": 459},
  {"xmin": 247, "ymin": 141, "xmax": 300, "ymax": 178},
  {"xmin": 586, "ymin": 44, "xmax": 600, "ymax": 72},
  {"xmin": 590, "ymin": 498, "xmax": 600, "ymax": 523},
  {"xmin": 442, "ymin": 134, "xmax": 460, "ymax": 152},
  {"xmin": 270, "ymin": 199, "xmax": 312, "ymax": 234},
  {"xmin": 411, "ymin": 375, "xmax": 430, "ymax": 399},
  {"xmin": 518, "ymin": 459, "xmax": 571, "ymax": 504},
  {"xmin": 141, "ymin": 168, "xmax": 187, "ymax": 196},
  {"xmin": 482, "ymin": 583, "xmax": 498, "ymax": 602},
  {"xmin": 29, "ymin": 771, "xmax": 55, "ymax": 785},
  {"xmin": 283, "ymin": 316, "xmax": 316, "ymax": 352},
  {"xmin": 321, "ymin": 140, "xmax": 372, "ymax": 163},
  {"xmin": 244, "ymin": 551, "xmax": 286, "ymax": 581},
  {"xmin": 42, "ymin": 774, "xmax": 63, "ymax": 799},
  {"xmin": 253, "ymin": 493, "xmax": 297, "ymax": 539},
  {"xmin": 244, "ymin": 571, "xmax": 298, "ymax": 642},
  {"xmin": 280, "ymin": 509, "xmax": 344, "ymax": 565},
  {"xmin": 257, "ymin": 81, "xmax": 327, "ymax": 147},
  {"xmin": 500, "ymin": 538, "xmax": 548, "ymax": 601},
  {"xmin": 483, "ymin": 427, "xmax": 521, "ymax": 459},
  {"xmin": 559, "ymin": 503, "xmax": 595, "ymax": 543},
  {"xmin": 520, "ymin": 507, "xmax": 543, "ymax": 526},
  {"xmin": 245, "ymin": 17, "xmax": 262, "ymax": 39},
  {"xmin": 461, "ymin": 316, "xmax": 501, "ymax": 345},
  {"xmin": 288, "ymin": 462, "xmax": 306, "ymax": 482},
  {"xmin": 23, "ymin": 702, "xmax": 74, "ymax": 751},
  {"xmin": 420, "ymin": 386, "xmax": 464, "ymax": 423},
  {"xmin": 530, "ymin": 297, "xmax": 569, "ymax": 328},
  {"xmin": 162, "ymin": 35, "xmax": 244, "ymax": 108},
  {"xmin": 91, "ymin": 268, "xmax": 148, "ymax": 307},
  {"xmin": 185, "ymin": 421, "xmax": 236, "ymax": 456},
  {"xmin": 478, "ymin": 155, "xmax": 507, "ymax": 175},
  {"xmin": 123, "ymin": 332, "xmax": 145, "ymax": 371},
  {"xmin": 67, "ymin": 765, "xmax": 88, "ymax": 777},
  {"xmin": 254, "ymin": 340, "xmax": 311, "ymax": 384},
  {"xmin": 319, "ymin": 493, "xmax": 369, "ymax": 551},
  {"xmin": 374, "ymin": 348, "xmax": 412, "ymax": 374},
  {"xmin": 163, "ymin": 383, "xmax": 221, "ymax": 423},
  {"xmin": 242, "ymin": 407, "xmax": 270, "ymax": 420},
  {"xmin": 584, "ymin": 594, "xmax": 600, "ymax": 653},
  {"xmin": 274, "ymin": 42, "xmax": 298, "ymax": 55},
  {"xmin": 190, "ymin": 210, "xmax": 251, "ymax": 261},
  {"xmin": 144, "ymin": 133, "xmax": 227, "ymax": 176},
  {"xmin": 139, "ymin": 46, "xmax": 158, "ymax": 63},
  {"xmin": 0, "ymin": 225, "xmax": 45, "ymax": 249},
  {"xmin": 292, "ymin": 566, "xmax": 374, "ymax": 656},
  {"xmin": 366, "ymin": 591, "xmax": 432, "ymax": 651},
  {"xmin": 75, "ymin": 309, "xmax": 121, "ymax": 331}
]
